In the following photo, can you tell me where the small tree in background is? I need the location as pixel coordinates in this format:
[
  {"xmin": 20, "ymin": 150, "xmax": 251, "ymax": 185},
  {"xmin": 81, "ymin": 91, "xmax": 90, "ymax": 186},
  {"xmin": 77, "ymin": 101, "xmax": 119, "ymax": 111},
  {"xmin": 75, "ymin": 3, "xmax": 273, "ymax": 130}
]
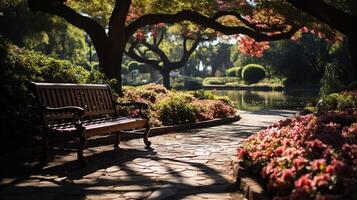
[{"xmin": 320, "ymin": 61, "xmax": 344, "ymax": 96}]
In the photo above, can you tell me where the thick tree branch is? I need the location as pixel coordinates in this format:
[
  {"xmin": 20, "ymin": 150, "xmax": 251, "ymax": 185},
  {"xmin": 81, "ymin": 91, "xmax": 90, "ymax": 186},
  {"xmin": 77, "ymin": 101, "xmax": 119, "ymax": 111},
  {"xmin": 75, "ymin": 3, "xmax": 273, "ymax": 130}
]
[
  {"xmin": 213, "ymin": 11, "xmax": 288, "ymax": 33},
  {"xmin": 182, "ymin": 36, "xmax": 188, "ymax": 53},
  {"xmin": 126, "ymin": 42, "xmax": 162, "ymax": 70},
  {"xmin": 155, "ymin": 31, "xmax": 165, "ymax": 47},
  {"xmin": 287, "ymin": 0, "xmax": 357, "ymax": 37},
  {"xmin": 142, "ymin": 40, "xmax": 170, "ymax": 64},
  {"xmin": 108, "ymin": 0, "xmax": 131, "ymax": 41},
  {"xmin": 182, "ymin": 35, "xmax": 201, "ymax": 63},
  {"xmin": 126, "ymin": 10, "xmax": 300, "ymax": 42}
]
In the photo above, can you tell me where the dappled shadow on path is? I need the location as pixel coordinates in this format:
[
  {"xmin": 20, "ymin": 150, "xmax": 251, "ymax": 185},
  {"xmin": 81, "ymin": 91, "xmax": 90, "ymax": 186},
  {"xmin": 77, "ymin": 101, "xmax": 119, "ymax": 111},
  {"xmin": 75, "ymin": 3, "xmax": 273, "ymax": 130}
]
[
  {"xmin": 0, "ymin": 109, "xmax": 295, "ymax": 200},
  {"xmin": 1, "ymin": 146, "xmax": 236, "ymax": 200}
]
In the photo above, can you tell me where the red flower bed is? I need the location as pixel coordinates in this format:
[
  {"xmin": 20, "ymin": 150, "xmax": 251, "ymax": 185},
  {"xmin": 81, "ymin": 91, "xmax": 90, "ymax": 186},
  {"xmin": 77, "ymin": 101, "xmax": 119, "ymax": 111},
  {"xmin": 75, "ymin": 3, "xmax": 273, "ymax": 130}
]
[{"xmin": 237, "ymin": 110, "xmax": 357, "ymax": 200}]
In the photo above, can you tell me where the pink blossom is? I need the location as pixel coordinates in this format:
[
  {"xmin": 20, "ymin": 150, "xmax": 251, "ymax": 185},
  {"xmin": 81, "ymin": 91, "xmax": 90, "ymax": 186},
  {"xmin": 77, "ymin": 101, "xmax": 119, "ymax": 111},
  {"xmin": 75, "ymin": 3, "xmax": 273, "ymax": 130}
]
[
  {"xmin": 311, "ymin": 159, "xmax": 326, "ymax": 171},
  {"xmin": 282, "ymin": 168, "xmax": 295, "ymax": 181},
  {"xmin": 295, "ymin": 174, "xmax": 314, "ymax": 193},
  {"xmin": 312, "ymin": 173, "xmax": 331, "ymax": 187},
  {"xmin": 293, "ymin": 157, "xmax": 307, "ymax": 170},
  {"xmin": 237, "ymin": 148, "xmax": 249, "ymax": 160}
]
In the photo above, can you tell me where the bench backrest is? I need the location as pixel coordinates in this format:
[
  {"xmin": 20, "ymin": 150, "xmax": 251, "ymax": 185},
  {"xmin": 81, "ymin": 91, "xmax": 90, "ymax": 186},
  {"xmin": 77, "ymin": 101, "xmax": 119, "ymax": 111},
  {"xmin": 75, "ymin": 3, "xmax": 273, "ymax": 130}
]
[{"xmin": 32, "ymin": 82, "xmax": 117, "ymax": 121}]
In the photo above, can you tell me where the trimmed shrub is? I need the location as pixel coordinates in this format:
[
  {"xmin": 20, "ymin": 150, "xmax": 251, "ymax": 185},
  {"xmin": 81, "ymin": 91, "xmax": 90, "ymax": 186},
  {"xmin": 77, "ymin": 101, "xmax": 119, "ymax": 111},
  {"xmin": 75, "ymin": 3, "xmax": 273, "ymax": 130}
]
[
  {"xmin": 122, "ymin": 64, "xmax": 129, "ymax": 74},
  {"xmin": 128, "ymin": 61, "xmax": 150, "ymax": 73},
  {"xmin": 203, "ymin": 77, "xmax": 240, "ymax": 85},
  {"xmin": 348, "ymin": 81, "xmax": 357, "ymax": 90},
  {"xmin": 203, "ymin": 77, "xmax": 226, "ymax": 85},
  {"xmin": 128, "ymin": 61, "xmax": 139, "ymax": 72},
  {"xmin": 183, "ymin": 78, "xmax": 203, "ymax": 90},
  {"xmin": 226, "ymin": 66, "xmax": 243, "ymax": 78},
  {"xmin": 242, "ymin": 64, "xmax": 266, "ymax": 84}
]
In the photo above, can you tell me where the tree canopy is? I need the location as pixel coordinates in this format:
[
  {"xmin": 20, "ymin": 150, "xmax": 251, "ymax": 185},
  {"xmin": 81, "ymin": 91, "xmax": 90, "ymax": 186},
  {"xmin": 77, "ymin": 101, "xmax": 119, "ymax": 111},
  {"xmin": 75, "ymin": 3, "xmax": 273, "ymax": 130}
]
[{"xmin": 22, "ymin": 0, "xmax": 357, "ymax": 94}]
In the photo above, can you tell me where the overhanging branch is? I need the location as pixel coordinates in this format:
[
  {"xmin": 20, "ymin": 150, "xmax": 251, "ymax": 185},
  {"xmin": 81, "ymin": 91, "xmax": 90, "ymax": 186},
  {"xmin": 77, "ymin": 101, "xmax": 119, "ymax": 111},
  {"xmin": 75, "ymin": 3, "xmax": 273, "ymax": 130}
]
[{"xmin": 126, "ymin": 10, "xmax": 300, "ymax": 42}]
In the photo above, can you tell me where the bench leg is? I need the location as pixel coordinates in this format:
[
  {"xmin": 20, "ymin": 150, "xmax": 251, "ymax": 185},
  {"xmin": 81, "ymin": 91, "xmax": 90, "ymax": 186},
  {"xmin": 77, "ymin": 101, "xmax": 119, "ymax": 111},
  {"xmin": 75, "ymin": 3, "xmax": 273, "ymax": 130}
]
[
  {"xmin": 77, "ymin": 134, "xmax": 87, "ymax": 167},
  {"xmin": 40, "ymin": 130, "xmax": 49, "ymax": 165},
  {"xmin": 143, "ymin": 123, "xmax": 151, "ymax": 147},
  {"xmin": 114, "ymin": 132, "xmax": 121, "ymax": 150}
]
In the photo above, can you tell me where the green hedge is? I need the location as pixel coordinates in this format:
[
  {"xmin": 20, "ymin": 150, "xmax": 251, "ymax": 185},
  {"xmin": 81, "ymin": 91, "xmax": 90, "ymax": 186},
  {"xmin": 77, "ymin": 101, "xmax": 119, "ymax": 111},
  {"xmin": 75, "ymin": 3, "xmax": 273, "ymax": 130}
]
[
  {"xmin": 242, "ymin": 64, "xmax": 266, "ymax": 84},
  {"xmin": 226, "ymin": 66, "xmax": 243, "ymax": 78},
  {"xmin": 0, "ymin": 37, "xmax": 105, "ymax": 152},
  {"xmin": 128, "ymin": 61, "xmax": 150, "ymax": 73}
]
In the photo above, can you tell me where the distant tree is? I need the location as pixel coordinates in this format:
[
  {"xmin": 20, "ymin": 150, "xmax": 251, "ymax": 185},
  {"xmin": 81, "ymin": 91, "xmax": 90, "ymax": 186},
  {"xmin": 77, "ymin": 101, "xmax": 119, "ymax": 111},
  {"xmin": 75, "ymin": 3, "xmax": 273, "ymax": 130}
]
[{"xmin": 126, "ymin": 27, "xmax": 204, "ymax": 89}]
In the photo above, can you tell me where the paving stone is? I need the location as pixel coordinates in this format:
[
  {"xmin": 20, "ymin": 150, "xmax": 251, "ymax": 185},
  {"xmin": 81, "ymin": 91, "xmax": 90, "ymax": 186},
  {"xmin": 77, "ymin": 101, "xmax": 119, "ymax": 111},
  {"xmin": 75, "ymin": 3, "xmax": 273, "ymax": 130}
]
[
  {"xmin": 109, "ymin": 170, "xmax": 129, "ymax": 177},
  {"xmin": 85, "ymin": 192, "xmax": 123, "ymax": 200},
  {"xmin": 112, "ymin": 185, "xmax": 145, "ymax": 192},
  {"xmin": 122, "ymin": 191, "xmax": 151, "ymax": 199},
  {"xmin": 106, "ymin": 166, "xmax": 121, "ymax": 173},
  {"xmin": 197, "ymin": 193, "xmax": 232, "ymax": 199},
  {"xmin": 146, "ymin": 184, "xmax": 178, "ymax": 200}
]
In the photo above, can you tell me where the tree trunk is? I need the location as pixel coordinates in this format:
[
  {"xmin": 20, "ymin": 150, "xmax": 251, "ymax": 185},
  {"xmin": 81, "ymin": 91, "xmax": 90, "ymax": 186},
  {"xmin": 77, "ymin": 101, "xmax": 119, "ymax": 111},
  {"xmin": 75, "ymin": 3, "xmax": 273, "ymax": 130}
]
[
  {"xmin": 349, "ymin": 37, "xmax": 357, "ymax": 82},
  {"xmin": 99, "ymin": 48, "xmax": 124, "ymax": 96},
  {"xmin": 161, "ymin": 70, "xmax": 171, "ymax": 89}
]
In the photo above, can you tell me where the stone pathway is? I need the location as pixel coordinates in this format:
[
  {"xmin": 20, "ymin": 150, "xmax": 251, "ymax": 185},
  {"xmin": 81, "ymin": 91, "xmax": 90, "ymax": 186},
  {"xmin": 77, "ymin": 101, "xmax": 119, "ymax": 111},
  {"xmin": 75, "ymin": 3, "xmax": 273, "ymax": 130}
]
[{"xmin": 0, "ymin": 110, "xmax": 296, "ymax": 200}]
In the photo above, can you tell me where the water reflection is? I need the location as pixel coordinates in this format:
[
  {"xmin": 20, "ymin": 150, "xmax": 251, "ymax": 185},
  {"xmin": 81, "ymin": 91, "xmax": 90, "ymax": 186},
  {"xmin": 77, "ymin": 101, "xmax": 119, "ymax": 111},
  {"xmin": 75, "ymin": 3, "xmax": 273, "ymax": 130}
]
[{"xmin": 211, "ymin": 90, "xmax": 318, "ymax": 111}]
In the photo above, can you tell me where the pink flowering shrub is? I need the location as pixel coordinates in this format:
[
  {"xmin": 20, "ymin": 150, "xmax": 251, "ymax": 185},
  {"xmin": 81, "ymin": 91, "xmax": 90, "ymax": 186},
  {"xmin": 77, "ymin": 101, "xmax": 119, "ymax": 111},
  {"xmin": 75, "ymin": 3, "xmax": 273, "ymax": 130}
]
[
  {"xmin": 237, "ymin": 110, "xmax": 357, "ymax": 200},
  {"xmin": 118, "ymin": 84, "xmax": 237, "ymax": 126}
]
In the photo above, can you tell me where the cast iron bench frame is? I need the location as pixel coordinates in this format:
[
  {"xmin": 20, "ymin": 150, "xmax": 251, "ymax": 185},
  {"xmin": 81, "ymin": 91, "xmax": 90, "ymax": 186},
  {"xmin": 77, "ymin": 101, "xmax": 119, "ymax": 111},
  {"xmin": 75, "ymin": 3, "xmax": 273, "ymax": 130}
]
[{"xmin": 31, "ymin": 82, "xmax": 151, "ymax": 166}]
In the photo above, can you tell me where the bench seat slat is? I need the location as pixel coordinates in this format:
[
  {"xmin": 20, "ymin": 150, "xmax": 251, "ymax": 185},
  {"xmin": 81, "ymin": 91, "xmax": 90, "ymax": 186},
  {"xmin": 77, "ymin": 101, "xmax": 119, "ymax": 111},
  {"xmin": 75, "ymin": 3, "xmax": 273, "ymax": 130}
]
[{"xmin": 49, "ymin": 117, "xmax": 147, "ymax": 137}]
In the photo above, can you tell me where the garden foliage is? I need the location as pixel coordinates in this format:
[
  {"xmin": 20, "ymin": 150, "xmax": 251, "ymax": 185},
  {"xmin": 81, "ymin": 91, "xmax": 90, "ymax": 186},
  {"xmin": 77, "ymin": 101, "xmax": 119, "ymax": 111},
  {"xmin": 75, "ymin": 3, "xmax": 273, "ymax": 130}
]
[
  {"xmin": 120, "ymin": 84, "xmax": 237, "ymax": 126},
  {"xmin": 0, "ymin": 38, "xmax": 106, "ymax": 151},
  {"xmin": 172, "ymin": 77, "xmax": 203, "ymax": 90},
  {"xmin": 237, "ymin": 90, "xmax": 357, "ymax": 200},
  {"xmin": 319, "ymin": 90, "xmax": 357, "ymax": 112},
  {"xmin": 242, "ymin": 64, "xmax": 266, "ymax": 84},
  {"xmin": 226, "ymin": 66, "xmax": 243, "ymax": 78}
]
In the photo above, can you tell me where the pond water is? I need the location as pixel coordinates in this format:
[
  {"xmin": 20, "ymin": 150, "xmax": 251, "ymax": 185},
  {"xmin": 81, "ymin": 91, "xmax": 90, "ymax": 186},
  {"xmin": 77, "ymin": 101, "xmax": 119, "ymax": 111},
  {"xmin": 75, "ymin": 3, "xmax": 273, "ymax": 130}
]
[{"xmin": 211, "ymin": 90, "xmax": 319, "ymax": 111}]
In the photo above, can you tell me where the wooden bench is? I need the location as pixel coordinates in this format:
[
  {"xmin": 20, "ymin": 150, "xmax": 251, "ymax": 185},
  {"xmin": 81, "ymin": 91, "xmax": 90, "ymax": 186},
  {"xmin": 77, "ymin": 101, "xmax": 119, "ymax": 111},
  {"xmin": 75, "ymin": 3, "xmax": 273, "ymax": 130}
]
[{"xmin": 31, "ymin": 82, "xmax": 151, "ymax": 166}]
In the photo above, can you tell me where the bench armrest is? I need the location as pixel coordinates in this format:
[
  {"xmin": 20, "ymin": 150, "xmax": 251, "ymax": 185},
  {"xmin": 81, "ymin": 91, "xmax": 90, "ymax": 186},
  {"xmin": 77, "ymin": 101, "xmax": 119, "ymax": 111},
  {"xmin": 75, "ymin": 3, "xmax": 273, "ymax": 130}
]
[
  {"xmin": 42, "ymin": 106, "xmax": 85, "ymax": 117},
  {"xmin": 43, "ymin": 106, "xmax": 86, "ymax": 130}
]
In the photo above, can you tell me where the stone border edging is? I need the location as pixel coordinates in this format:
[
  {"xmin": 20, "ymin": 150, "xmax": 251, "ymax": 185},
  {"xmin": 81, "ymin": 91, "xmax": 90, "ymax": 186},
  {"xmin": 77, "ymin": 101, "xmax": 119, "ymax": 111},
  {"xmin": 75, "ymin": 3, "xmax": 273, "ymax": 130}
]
[
  {"xmin": 231, "ymin": 156, "xmax": 270, "ymax": 200},
  {"xmin": 123, "ymin": 115, "xmax": 241, "ymax": 135}
]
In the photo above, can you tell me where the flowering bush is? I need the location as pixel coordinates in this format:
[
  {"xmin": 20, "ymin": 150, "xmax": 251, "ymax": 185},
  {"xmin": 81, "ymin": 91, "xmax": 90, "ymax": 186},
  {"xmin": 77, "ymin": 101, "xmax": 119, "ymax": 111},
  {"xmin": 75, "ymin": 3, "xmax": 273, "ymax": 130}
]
[
  {"xmin": 157, "ymin": 93, "xmax": 197, "ymax": 125},
  {"xmin": 119, "ymin": 84, "xmax": 237, "ymax": 126},
  {"xmin": 237, "ymin": 110, "xmax": 357, "ymax": 200}
]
